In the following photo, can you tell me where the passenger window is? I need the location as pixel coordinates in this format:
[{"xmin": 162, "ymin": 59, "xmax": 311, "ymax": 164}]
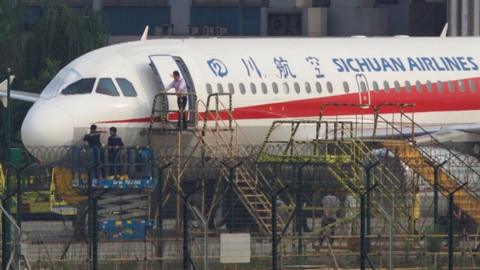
[
  {"xmin": 239, "ymin": 83, "xmax": 246, "ymax": 95},
  {"xmin": 116, "ymin": 78, "xmax": 137, "ymax": 97},
  {"xmin": 217, "ymin": 83, "xmax": 224, "ymax": 94},
  {"xmin": 383, "ymin": 81, "xmax": 390, "ymax": 93},
  {"xmin": 405, "ymin": 81, "xmax": 411, "ymax": 93},
  {"xmin": 426, "ymin": 81, "xmax": 433, "ymax": 93},
  {"xmin": 206, "ymin": 83, "xmax": 213, "ymax": 95},
  {"xmin": 343, "ymin": 82, "xmax": 350, "ymax": 93},
  {"xmin": 261, "ymin": 83, "xmax": 268, "ymax": 94},
  {"xmin": 316, "ymin": 82, "xmax": 322, "ymax": 94},
  {"xmin": 360, "ymin": 81, "xmax": 367, "ymax": 92},
  {"xmin": 272, "ymin": 82, "xmax": 279, "ymax": 94},
  {"xmin": 96, "ymin": 78, "xmax": 120, "ymax": 96},
  {"xmin": 294, "ymin": 82, "xmax": 301, "ymax": 94},
  {"xmin": 305, "ymin": 82, "xmax": 312, "ymax": 94},
  {"xmin": 448, "ymin": 81, "xmax": 455, "ymax": 92},
  {"xmin": 283, "ymin": 82, "xmax": 289, "ymax": 94},
  {"xmin": 228, "ymin": 83, "xmax": 235, "ymax": 94},
  {"xmin": 416, "ymin": 81, "xmax": 423, "ymax": 93},
  {"xmin": 394, "ymin": 81, "xmax": 401, "ymax": 93},
  {"xmin": 250, "ymin": 83, "xmax": 257, "ymax": 94},
  {"xmin": 469, "ymin": 79, "xmax": 476, "ymax": 92},
  {"xmin": 437, "ymin": 81, "xmax": 443, "ymax": 92},
  {"xmin": 62, "ymin": 78, "xmax": 95, "ymax": 95},
  {"xmin": 327, "ymin": 82, "xmax": 333, "ymax": 93},
  {"xmin": 459, "ymin": 80, "xmax": 466, "ymax": 92},
  {"xmin": 372, "ymin": 81, "xmax": 379, "ymax": 93}
]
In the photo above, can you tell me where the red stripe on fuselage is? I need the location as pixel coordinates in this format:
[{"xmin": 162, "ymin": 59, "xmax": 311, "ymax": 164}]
[{"xmin": 97, "ymin": 77, "xmax": 480, "ymax": 124}]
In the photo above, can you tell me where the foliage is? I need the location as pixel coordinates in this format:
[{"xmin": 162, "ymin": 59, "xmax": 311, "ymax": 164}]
[
  {"xmin": 23, "ymin": 2, "xmax": 109, "ymax": 92},
  {"xmin": 0, "ymin": 1, "xmax": 109, "ymax": 151},
  {"xmin": 0, "ymin": 0, "xmax": 23, "ymax": 72}
]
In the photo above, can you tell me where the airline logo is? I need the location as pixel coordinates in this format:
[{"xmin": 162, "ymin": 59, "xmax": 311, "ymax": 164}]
[{"xmin": 333, "ymin": 56, "xmax": 479, "ymax": 73}]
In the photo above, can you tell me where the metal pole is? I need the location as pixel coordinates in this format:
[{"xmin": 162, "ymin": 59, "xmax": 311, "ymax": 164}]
[
  {"xmin": 229, "ymin": 166, "xmax": 235, "ymax": 233},
  {"xmin": 448, "ymin": 193, "xmax": 454, "ymax": 270},
  {"xmin": 272, "ymin": 194, "xmax": 277, "ymax": 270},
  {"xmin": 271, "ymin": 185, "xmax": 288, "ymax": 270},
  {"xmin": 363, "ymin": 160, "xmax": 378, "ymax": 251},
  {"xmin": 191, "ymin": 207, "xmax": 208, "ymax": 270},
  {"xmin": 445, "ymin": 182, "xmax": 466, "ymax": 270},
  {"xmin": 434, "ymin": 167, "xmax": 440, "ymax": 227},
  {"xmin": 157, "ymin": 163, "xmax": 172, "ymax": 260},
  {"xmin": 296, "ymin": 164, "xmax": 305, "ymax": 255},
  {"xmin": 360, "ymin": 193, "xmax": 366, "ymax": 270},
  {"xmin": 2, "ymin": 68, "xmax": 12, "ymax": 270},
  {"xmin": 183, "ymin": 197, "xmax": 189, "ymax": 270},
  {"xmin": 433, "ymin": 161, "xmax": 447, "ymax": 228},
  {"xmin": 88, "ymin": 166, "xmax": 98, "ymax": 270}
]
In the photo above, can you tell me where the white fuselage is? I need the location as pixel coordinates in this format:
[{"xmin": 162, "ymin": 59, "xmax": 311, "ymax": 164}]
[{"xmin": 20, "ymin": 37, "xmax": 480, "ymax": 160}]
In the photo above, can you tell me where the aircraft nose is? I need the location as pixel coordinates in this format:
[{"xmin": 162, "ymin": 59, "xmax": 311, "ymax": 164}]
[{"xmin": 21, "ymin": 102, "xmax": 74, "ymax": 148}]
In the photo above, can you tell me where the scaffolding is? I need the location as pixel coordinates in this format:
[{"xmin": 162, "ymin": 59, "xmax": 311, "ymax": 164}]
[{"xmin": 3, "ymin": 99, "xmax": 480, "ymax": 269}]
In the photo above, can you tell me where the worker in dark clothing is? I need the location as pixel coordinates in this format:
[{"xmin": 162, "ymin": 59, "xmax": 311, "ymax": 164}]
[
  {"xmin": 164, "ymin": 70, "xmax": 188, "ymax": 129},
  {"xmin": 83, "ymin": 124, "xmax": 101, "ymax": 178},
  {"xmin": 107, "ymin": 127, "xmax": 124, "ymax": 177}
]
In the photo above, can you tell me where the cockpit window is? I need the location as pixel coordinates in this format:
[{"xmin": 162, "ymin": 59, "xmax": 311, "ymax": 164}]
[
  {"xmin": 61, "ymin": 78, "xmax": 95, "ymax": 95},
  {"xmin": 96, "ymin": 78, "xmax": 119, "ymax": 96},
  {"xmin": 41, "ymin": 67, "xmax": 82, "ymax": 98},
  {"xmin": 116, "ymin": 78, "xmax": 138, "ymax": 97}
]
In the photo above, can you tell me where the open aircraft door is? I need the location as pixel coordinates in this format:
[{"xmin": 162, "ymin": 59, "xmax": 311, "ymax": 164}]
[
  {"xmin": 355, "ymin": 74, "xmax": 371, "ymax": 107},
  {"xmin": 149, "ymin": 55, "xmax": 195, "ymax": 123}
]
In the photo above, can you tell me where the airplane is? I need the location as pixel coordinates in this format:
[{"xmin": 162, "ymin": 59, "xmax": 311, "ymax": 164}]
[{"xmin": 3, "ymin": 33, "xmax": 480, "ymax": 161}]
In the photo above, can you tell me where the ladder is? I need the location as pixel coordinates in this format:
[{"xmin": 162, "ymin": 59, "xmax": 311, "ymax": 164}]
[
  {"xmin": 375, "ymin": 110, "xmax": 480, "ymax": 223},
  {"xmin": 190, "ymin": 93, "xmax": 287, "ymax": 235}
]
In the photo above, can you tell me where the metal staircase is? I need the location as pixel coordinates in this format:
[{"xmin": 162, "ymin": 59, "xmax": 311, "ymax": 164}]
[
  {"xmin": 190, "ymin": 94, "xmax": 287, "ymax": 235},
  {"xmin": 375, "ymin": 109, "xmax": 480, "ymax": 223},
  {"xmin": 256, "ymin": 120, "xmax": 412, "ymax": 235},
  {"xmin": 147, "ymin": 92, "xmax": 289, "ymax": 235}
]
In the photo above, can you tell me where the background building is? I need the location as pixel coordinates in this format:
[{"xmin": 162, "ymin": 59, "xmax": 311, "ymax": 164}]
[{"xmin": 23, "ymin": 0, "xmax": 480, "ymax": 41}]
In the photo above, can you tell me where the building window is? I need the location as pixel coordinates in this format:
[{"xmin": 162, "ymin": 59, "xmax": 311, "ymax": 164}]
[
  {"xmin": 316, "ymin": 82, "xmax": 322, "ymax": 93},
  {"xmin": 305, "ymin": 82, "xmax": 312, "ymax": 93},
  {"xmin": 327, "ymin": 82, "xmax": 333, "ymax": 93},
  {"xmin": 343, "ymin": 81, "xmax": 350, "ymax": 93},
  {"xmin": 372, "ymin": 81, "xmax": 379, "ymax": 93},
  {"xmin": 272, "ymin": 82, "xmax": 279, "ymax": 94},
  {"xmin": 250, "ymin": 83, "xmax": 257, "ymax": 94},
  {"xmin": 260, "ymin": 82, "xmax": 268, "ymax": 94},
  {"xmin": 416, "ymin": 81, "xmax": 423, "ymax": 93},
  {"xmin": 283, "ymin": 82, "xmax": 289, "ymax": 94},
  {"xmin": 217, "ymin": 83, "xmax": 224, "ymax": 93},
  {"xmin": 383, "ymin": 81, "xmax": 390, "ymax": 93},
  {"xmin": 239, "ymin": 83, "xmax": 246, "ymax": 95},
  {"xmin": 206, "ymin": 83, "xmax": 213, "ymax": 95},
  {"xmin": 228, "ymin": 83, "xmax": 235, "ymax": 94},
  {"xmin": 405, "ymin": 81, "xmax": 411, "ymax": 93},
  {"xmin": 394, "ymin": 81, "xmax": 401, "ymax": 92},
  {"xmin": 426, "ymin": 81, "xmax": 433, "ymax": 93}
]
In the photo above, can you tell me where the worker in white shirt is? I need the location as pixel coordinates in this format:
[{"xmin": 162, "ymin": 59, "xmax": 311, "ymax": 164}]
[{"xmin": 165, "ymin": 70, "xmax": 188, "ymax": 129}]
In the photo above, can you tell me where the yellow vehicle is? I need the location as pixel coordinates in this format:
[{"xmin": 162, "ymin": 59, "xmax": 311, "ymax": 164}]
[{"xmin": 0, "ymin": 164, "xmax": 76, "ymax": 217}]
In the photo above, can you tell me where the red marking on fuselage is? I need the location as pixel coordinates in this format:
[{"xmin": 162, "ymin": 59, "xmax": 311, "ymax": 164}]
[{"xmin": 97, "ymin": 77, "xmax": 480, "ymax": 124}]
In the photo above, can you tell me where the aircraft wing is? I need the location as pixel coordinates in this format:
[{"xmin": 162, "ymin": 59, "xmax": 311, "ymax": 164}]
[{"xmin": 0, "ymin": 79, "xmax": 40, "ymax": 106}]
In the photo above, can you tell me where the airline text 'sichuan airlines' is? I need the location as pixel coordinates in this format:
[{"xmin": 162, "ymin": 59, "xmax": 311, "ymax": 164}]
[{"xmin": 3, "ymin": 36, "xmax": 480, "ymax": 161}]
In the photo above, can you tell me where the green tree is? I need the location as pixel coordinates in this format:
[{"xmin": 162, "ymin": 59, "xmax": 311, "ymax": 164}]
[
  {"xmin": 0, "ymin": 0, "xmax": 23, "ymax": 72},
  {"xmin": 23, "ymin": 2, "xmax": 109, "ymax": 91},
  {"xmin": 1, "ymin": 1, "xmax": 109, "ymax": 149}
]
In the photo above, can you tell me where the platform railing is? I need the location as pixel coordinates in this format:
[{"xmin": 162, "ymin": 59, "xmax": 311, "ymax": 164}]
[{"xmin": 374, "ymin": 108, "xmax": 480, "ymax": 197}]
